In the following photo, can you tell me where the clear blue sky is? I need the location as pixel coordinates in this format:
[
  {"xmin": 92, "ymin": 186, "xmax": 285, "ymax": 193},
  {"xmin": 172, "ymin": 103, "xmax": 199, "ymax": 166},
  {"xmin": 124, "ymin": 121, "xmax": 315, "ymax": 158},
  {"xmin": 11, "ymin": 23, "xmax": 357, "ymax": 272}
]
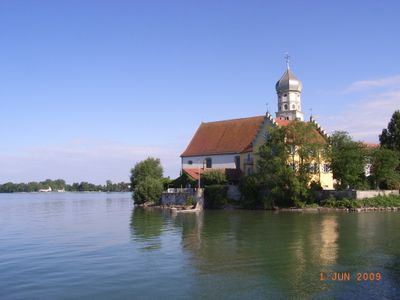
[{"xmin": 1, "ymin": 0, "xmax": 399, "ymax": 183}]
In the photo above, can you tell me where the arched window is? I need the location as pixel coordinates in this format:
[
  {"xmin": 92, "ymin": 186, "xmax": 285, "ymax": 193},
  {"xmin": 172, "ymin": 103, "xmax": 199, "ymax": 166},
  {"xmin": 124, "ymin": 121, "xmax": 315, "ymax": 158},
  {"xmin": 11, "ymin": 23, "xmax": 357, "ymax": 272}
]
[
  {"xmin": 205, "ymin": 158, "xmax": 212, "ymax": 168},
  {"xmin": 284, "ymin": 104, "xmax": 288, "ymax": 110}
]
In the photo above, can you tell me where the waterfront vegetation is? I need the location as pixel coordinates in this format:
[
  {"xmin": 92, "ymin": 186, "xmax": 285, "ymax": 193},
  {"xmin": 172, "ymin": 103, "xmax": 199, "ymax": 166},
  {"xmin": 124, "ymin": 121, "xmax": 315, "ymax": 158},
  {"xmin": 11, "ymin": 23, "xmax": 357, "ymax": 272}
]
[
  {"xmin": 318, "ymin": 194, "xmax": 400, "ymax": 209},
  {"xmin": 0, "ymin": 179, "xmax": 130, "ymax": 193},
  {"xmin": 130, "ymin": 157, "xmax": 169, "ymax": 204}
]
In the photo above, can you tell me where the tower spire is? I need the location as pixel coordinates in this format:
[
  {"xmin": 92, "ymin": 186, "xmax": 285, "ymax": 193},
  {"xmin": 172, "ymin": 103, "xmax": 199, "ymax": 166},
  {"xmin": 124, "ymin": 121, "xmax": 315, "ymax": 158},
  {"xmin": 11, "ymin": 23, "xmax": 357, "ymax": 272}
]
[{"xmin": 285, "ymin": 52, "xmax": 290, "ymax": 70}]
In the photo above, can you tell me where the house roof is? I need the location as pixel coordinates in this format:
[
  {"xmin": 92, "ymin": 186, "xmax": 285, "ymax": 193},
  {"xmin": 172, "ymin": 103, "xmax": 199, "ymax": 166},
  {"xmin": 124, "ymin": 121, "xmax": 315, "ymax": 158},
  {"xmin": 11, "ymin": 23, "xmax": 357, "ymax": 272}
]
[
  {"xmin": 181, "ymin": 115, "xmax": 328, "ymax": 157},
  {"xmin": 182, "ymin": 168, "xmax": 241, "ymax": 182},
  {"xmin": 181, "ymin": 116, "xmax": 265, "ymax": 157}
]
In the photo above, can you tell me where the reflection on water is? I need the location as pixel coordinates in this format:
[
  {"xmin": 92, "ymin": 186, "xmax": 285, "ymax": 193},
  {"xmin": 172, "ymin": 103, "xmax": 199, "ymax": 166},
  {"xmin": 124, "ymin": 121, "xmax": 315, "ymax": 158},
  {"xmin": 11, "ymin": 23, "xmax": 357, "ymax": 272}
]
[
  {"xmin": 130, "ymin": 210, "xmax": 400, "ymax": 298},
  {"xmin": 2, "ymin": 193, "xmax": 399, "ymax": 299},
  {"xmin": 319, "ymin": 216, "xmax": 338, "ymax": 266},
  {"xmin": 130, "ymin": 208, "xmax": 168, "ymax": 250}
]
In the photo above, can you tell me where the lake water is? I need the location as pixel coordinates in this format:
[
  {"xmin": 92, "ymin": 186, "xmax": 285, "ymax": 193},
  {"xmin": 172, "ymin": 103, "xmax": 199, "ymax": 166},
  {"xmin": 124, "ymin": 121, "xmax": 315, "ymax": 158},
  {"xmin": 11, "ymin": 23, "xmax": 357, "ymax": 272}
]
[{"xmin": 0, "ymin": 192, "xmax": 399, "ymax": 299}]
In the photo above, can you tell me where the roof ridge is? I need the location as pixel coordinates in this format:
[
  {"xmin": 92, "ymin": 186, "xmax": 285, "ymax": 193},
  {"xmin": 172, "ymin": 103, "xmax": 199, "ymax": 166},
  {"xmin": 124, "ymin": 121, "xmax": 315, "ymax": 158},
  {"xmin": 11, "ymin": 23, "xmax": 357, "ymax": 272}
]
[{"xmin": 202, "ymin": 115, "xmax": 264, "ymax": 124}]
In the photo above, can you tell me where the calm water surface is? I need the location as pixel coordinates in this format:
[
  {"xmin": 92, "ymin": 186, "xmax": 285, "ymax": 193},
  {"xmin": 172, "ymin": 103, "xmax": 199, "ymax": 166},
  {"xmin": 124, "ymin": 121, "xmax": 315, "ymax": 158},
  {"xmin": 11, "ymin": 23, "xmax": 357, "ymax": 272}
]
[{"xmin": 0, "ymin": 193, "xmax": 399, "ymax": 299}]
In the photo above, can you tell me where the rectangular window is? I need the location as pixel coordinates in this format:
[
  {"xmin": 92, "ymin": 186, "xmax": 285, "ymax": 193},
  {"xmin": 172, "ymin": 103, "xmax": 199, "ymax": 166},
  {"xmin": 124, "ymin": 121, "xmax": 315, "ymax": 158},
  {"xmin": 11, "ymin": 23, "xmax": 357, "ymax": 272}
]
[
  {"xmin": 235, "ymin": 156, "xmax": 240, "ymax": 169},
  {"xmin": 205, "ymin": 158, "xmax": 212, "ymax": 168}
]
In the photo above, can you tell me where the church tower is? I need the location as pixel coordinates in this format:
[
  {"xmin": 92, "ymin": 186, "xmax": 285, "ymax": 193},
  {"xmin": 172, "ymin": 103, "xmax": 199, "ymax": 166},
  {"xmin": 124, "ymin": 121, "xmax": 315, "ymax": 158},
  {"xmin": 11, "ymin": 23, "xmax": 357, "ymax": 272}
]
[{"xmin": 275, "ymin": 55, "xmax": 304, "ymax": 121}]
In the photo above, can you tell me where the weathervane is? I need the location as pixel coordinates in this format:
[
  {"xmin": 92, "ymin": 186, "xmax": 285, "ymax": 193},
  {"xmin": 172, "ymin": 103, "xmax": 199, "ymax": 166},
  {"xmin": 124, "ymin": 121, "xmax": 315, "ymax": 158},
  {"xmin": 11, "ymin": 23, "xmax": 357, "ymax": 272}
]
[{"xmin": 285, "ymin": 52, "xmax": 290, "ymax": 69}]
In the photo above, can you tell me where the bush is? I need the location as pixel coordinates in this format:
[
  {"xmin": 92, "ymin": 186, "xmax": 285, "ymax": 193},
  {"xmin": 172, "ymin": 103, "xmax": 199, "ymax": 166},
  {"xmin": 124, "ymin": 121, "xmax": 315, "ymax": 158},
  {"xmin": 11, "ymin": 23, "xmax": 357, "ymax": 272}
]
[
  {"xmin": 134, "ymin": 177, "xmax": 164, "ymax": 205},
  {"xmin": 238, "ymin": 175, "xmax": 263, "ymax": 209},
  {"xmin": 185, "ymin": 196, "xmax": 195, "ymax": 206},
  {"xmin": 204, "ymin": 185, "xmax": 227, "ymax": 209},
  {"xmin": 319, "ymin": 195, "xmax": 400, "ymax": 209},
  {"xmin": 202, "ymin": 170, "xmax": 227, "ymax": 186}
]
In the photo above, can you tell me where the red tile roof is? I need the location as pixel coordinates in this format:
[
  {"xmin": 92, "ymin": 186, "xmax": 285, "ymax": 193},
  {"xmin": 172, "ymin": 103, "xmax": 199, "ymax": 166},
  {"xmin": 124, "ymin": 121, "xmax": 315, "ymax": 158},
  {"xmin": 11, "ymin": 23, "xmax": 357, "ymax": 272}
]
[
  {"xmin": 275, "ymin": 118, "xmax": 290, "ymax": 126},
  {"xmin": 181, "ymin": 115, "xmax": 328, "ymax": 157},
  {"xmin": 183, "ymin": 168, "xmax": 241, "ymax": 182},
  {"xmin": 181, "ymin": 116, "xmax": 265, "ymax": 156},
  {"xmin": 182, "ymin": 168, "xmax": 204, "ymax": 180}
]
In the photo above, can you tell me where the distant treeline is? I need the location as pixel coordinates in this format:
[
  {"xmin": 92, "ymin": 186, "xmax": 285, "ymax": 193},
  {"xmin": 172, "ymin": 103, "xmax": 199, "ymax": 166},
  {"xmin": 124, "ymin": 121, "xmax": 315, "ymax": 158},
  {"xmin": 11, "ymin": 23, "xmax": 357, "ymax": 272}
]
[{"xmin": 0, "ymin": 179, "xmax": 130, "ymax": 193}]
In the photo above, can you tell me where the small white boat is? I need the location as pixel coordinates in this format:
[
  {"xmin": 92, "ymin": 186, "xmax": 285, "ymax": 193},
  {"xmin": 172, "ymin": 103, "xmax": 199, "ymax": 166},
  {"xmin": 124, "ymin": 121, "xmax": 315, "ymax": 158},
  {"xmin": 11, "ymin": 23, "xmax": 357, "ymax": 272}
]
[{"xmin": 38, "ymin": 187, "xmax": 52, "ymax": 193}]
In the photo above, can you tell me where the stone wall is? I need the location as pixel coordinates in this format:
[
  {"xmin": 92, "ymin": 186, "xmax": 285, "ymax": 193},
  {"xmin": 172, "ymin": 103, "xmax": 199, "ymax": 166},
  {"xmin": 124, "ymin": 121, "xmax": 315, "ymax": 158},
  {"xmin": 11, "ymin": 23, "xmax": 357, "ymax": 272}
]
[
  {"xmin": 161, "ymin": 188, "xmax": 204, "ymax": 206},
  {"xmin": 355, "ymin": 190, "xmax": 399, "ymax": 199},
  {"xmin": 315, "ymin": 189, "xmax": 399, "ymax": 200}
]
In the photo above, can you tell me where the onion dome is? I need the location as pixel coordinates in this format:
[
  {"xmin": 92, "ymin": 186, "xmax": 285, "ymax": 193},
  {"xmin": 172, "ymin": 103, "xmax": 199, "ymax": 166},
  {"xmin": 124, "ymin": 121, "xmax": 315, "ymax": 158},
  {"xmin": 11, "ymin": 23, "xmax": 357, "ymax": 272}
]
[{"xmin": 275, "ymin": 68, "xmax": 302, "ymax": 92}]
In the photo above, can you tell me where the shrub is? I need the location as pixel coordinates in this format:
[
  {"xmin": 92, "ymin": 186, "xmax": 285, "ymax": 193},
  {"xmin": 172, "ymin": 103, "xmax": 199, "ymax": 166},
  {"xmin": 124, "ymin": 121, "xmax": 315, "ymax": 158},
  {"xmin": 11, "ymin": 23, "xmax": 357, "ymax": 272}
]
[
  {"xmin": 204, "ymin": 185, "xmax": 227, "ymax": 209},
  {"xmin": 185, "ymin": 196, "xmax": 195, "ymax": 206},
  {"xmin": 134, "ymin": 177, "xmax": 164, "ymax": 205},
  {"xmin": 202, "ymin": 170, "xmax": 227, "ymax": 186},
  {"xmin": 238, "ymin": 175, "xmax": 263, "ymax": 209}
]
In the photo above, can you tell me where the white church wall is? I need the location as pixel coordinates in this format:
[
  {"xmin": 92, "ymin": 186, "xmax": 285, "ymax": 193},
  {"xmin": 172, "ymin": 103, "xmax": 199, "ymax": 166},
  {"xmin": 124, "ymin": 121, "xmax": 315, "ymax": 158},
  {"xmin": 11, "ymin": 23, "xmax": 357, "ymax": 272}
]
[{"xmin": 182, "ymin": 154, "xmax": 237, "ymax": 169}]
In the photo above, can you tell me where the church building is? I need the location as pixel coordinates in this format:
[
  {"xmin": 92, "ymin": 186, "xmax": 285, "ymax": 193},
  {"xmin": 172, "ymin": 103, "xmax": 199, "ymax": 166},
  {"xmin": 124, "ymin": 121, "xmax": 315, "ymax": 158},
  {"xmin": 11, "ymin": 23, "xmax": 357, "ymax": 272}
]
[{"xmin": 180, "ymin": 60, "xmax": 334, "ymax": 189}]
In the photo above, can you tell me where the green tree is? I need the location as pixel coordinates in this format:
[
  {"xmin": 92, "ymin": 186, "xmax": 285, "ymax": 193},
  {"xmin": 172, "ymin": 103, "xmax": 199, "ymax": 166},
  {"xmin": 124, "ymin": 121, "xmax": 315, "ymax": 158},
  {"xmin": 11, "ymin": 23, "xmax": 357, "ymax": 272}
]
[
  {"xmin": 201, "ymin": 170, "xmax": 227, "ymax": 186},
  {"xmin": 380, "ymin": 110, "xmax": 400, "ymax": 151},
  {"xmin": 130, "ymin": 157, "xmax": 163, "ymax": 189},
  {"xmin": 130, "ymin": 157, "xmax": 164, "ymax": 204},
  {"xmin": 134, "ymin": 177, "xmax": 164, "ymax": 204},
  {"xmin": 329, "ymin": 131, "xmax": 367, "ymax": 189},
  {"xmin": 257, "ymin": 126, "xmax": 302, "ymax": 207},
  {"xmin": 369, "ymin": 148, "xmax": 400, "ymax": 189}
]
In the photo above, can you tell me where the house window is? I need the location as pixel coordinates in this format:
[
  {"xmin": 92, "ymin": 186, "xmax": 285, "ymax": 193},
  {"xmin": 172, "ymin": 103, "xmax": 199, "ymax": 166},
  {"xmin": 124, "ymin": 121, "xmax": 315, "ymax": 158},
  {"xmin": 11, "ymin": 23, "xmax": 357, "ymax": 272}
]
[
  {"xmin": 235, "ymin": 156, "xmax": 240, "ymax": 170},
  {"xmin": 247, "ymin": 167, "xmax": 252, "ymax": 175},
  {"xmin": 309, "ymin": 163, "xmax": 319, "ymax": 174},
  {"xmin": 205, "ymin": 158, "xmax": 212, "ymax": 168},
  {"xmin": 188, "ymin": 160, "xmax": 193, "ymax": 165}
]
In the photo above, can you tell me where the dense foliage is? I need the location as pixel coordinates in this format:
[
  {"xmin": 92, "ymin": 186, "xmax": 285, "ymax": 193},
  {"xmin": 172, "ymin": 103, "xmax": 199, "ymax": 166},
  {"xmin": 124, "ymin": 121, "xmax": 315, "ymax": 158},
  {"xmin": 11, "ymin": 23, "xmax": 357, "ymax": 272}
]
[
  {"xmin": 0, "ymin": 179, "xmax": 130, "ymax": 193},
  {"xmin": 204, "ymin": 185, "xmax": 227, "ymax": 209},
  {"xmin": 369, "ymin": 148, "xmax": 400, "ymax": 189},
  {"xmin": 201, "ymin": 170, "xmax": 227, "ymax": 186},
  {"xmin": 320, "ymin": 195, "xmax": 400, "ymax": 209},
  {"xmin": 255, "ymin": 122, "xmax": 326, "ymax": 208},
  {"xmin": 130, "ymin": 157, "xmax": 164, "ymax": 204},
  {"xmin": 329, "ymin": 131, "xmax": 367, "ymax": 189},
  {"xmin": 169, "ymin": 172, "xmax": 197, "ymax": 188},
  {"xmin": 134, "ymin": 177, "xmax": 164, "ymax": 204},
  {"xmin": 238, "ymin": 174, "xmax": 263, "ymax": 209},
  {"xmin": 380, "ymin": 110, "xmax": 400, "ymax": 151}
]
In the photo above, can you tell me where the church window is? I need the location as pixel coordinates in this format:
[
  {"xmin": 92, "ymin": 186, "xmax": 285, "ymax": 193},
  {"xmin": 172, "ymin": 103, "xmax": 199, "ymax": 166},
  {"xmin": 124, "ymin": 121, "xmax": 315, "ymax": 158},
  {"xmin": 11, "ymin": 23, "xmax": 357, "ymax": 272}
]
[
  {"xmin": 188, "ymin": 160, "xmax": 193, "ymax": 165},
  {"xmin": 205, "ymin": 158, "xmax": 212, "ymax": 168},
  {"xmin": 284, "ymin": 104, "xmax": 288, "ymax": 110},
  {"xmin": 284, "ymin": 94, "xmax": 287, "ymax": 97},
  {"xmin": 292, "ymin": 104, "xmax": 295, "ymax": 109}
]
